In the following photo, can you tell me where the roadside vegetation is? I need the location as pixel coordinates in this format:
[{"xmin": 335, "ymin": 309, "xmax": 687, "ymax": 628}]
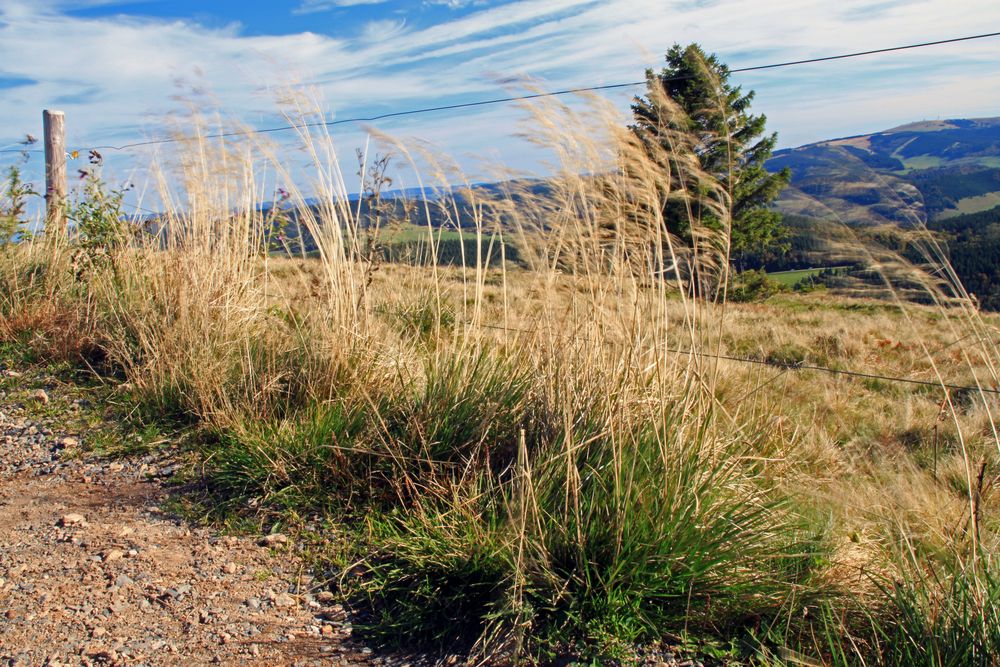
[{"xmin": 1, "ymin": 52, "xmax": 999, "ymax": 665}]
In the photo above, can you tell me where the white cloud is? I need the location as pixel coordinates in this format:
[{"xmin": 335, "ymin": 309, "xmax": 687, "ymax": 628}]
[
  {"xmin": 293, "ymin": 0, "xmax": 387, "ymax": 15},
  {"xmin": 361, "ymin": 18, "xmax": 407, "ymax": 42},
  {"xmin": 294, "ymin": 0, "xmax": 480, "ymax": 14},
  {"xmin": 2, "ymin": 0, "xmax": 999, "ymax": 188},
  {"xmin": 423, "ymin": 0, "xmax": 488, "ymax": 7}
]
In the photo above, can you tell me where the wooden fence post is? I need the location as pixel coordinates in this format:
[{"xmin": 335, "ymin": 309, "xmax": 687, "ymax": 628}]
[{"xmin": 43, "ymin": 109, "xmax": 67, "ymax": 234}]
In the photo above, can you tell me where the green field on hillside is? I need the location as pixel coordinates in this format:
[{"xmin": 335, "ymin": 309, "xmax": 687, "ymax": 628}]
[
  {"xmin": 900, "ymin": 155, "xmax": 944, "ymax": 170},
  {"xmin": 378, "ymin": 223, "xmax": 466, "ymax": 243},
  {"xmin": 936, "ymin": 191, "xmax": 1000, "ymax": 219},
  {"xmin": 766, "ymin": 266, "xmax": 849, "ymax": 287}
]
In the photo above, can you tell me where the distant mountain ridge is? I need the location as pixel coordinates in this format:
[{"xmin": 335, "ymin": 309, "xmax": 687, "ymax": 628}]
[
  {"xmin": 767, "ymin": 116, "xmax": 1000, "ymax": 226},
  {"xmin": 251, "ymin": 117, "xmax": 1000, "ymax": 235}
]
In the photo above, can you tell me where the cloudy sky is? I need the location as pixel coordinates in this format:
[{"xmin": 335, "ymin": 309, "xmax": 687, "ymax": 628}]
[{"xmin": 1, "ymin": 0, "xmax": 999, "ymax": 194}]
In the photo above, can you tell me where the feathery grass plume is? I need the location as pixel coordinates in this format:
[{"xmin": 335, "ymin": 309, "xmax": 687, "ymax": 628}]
[
  {"xmin": 0, "ymin": 79, "xmax": 999, "ymax": 664},
  {"xmin": 746, "ymin": 103, "xmax": 1000, "ymax": 665}
]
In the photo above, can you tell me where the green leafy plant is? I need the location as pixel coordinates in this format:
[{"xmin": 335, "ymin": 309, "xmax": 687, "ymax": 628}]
[
  {"xmin": 0, "ymin": 166, "xmax": 37, "ymax": 245},
  {"xmin": 66, "ymin": 169, "xmax": 136, "ymax": 279}
]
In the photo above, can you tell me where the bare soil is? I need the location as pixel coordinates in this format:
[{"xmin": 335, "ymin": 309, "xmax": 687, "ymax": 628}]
[{"xmin": 0, "ymin": 367, "xmax": 376, "ymax": 666}]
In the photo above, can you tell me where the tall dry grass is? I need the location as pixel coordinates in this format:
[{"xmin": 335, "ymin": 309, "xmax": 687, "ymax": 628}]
[{"xmin": 0, "ymin": 66, "xmax": 998, "ymax": 664}]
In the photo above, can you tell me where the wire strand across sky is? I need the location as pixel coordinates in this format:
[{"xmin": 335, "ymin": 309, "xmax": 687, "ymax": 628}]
[{"xmin": 1, "ymin": 28, "xmax": 985, "ymax": 157}]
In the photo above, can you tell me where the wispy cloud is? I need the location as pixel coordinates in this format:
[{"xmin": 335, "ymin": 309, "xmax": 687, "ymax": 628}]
[
  {"xmin": 1, "ymin": 0, "xmax": 998, "ymax": 184},
  {"xmin": 293, "ymin": 0, "xmax": 387, "ymax": 15},
  {"xmin": 423, "ymin": 0, "xmax": 489, "ymax": 7},
  {"xmin": 360, "ymin": 18, "xmax": 407, "ymax": 42}
]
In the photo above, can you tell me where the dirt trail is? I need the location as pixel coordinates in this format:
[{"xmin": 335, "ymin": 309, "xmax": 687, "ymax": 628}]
[{"xmin": 0, "ymin": 368, "xmax": 376, "ymax": 667}]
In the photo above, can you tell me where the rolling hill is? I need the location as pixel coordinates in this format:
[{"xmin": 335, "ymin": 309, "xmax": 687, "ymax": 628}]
[{"xmin": 768, "ymin": 117, "xmax": 1000, "ymax": 226}]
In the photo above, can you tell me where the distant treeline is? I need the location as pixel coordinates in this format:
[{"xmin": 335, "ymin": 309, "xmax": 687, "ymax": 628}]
[
  {"xmin": 928, "ymin": 204, "xmax": 1000, "ymax": 310},
  {"xmin": 379, "ymin": 237, "xmax": 522, "ymax": 267},
  {"xmin": 734, "ymin": 210, "xmax": 995, "ymax": 308},
  {"xmin": 738, "ymin": 215, "xmax": 856, "ymax": 273},
  {"xmin": 749, "ymin": 207, "xmax": 1000, "ymax": 310},
  {"xmin": 909, "ymin": 167, "xmax": 1000, "ymax": 218},
  {"xmin": 266, "ymin": 198, "xmax": 526, "ymax": 268}
]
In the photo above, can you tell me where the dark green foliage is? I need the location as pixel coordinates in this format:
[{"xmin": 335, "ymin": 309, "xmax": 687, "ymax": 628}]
[
  {"xmin": 738, "ymin": 215, "xmax": 847, "ymax": 272},
  {"xmin": 945, "ymin": 242, "xmax": 1000, "ymax": 310},
  {"xmin": 928, "ymin": 202, "xmax": 1000, "ymax": 234},
  {"xmin": 729, "ymin": 268, "xmax": 784, "ymax": 302},
  {"xmin": 926, "ymin": 204, "xmax": 1000, "ymax": 310},
  {"xmin": 908, "ymin": 167, "xmax": 1000, "ymax": 218},
  {"xmin": 631, "ymin": 43, "xmax": 790, "ymax": 260}
]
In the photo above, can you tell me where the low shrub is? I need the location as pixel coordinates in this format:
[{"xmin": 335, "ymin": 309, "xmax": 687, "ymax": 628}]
[{"xmin": 730, "ymin": 269, "xmax": 785, "ymax": 302}]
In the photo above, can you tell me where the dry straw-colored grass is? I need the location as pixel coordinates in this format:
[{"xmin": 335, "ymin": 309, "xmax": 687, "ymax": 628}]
[{"xmin": 1, "ymin": 72, "xmax": 999, "ymax": 663}]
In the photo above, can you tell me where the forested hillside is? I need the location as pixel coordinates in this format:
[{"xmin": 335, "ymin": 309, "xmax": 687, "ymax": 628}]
[
  {"xmin": 928, "ymin": 203, "xmax": 1000, "ymax": 309},
  {"xmin": 768, "ymin": 117, "xmax": 1000, "ymax": 226}
]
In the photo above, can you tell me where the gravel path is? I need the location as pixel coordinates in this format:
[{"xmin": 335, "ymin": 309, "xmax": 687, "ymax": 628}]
[
  {"xmin": 0, "ymin": 364, "xmax": 701, "ymax": 667},
  {"xmin": 0, "ymin": 367, "xmax": 377, "ymax": 666}
]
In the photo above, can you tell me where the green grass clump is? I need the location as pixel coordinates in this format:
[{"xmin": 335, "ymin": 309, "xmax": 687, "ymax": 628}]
[
  {"xmin": 205, "ymin": 401, "xmax": 370, "ymax": 509},
  {"xmin": 778, "ymin": 555, "xmax": 1000, "ymax": 667},
  {"xmin": 198, "ymin": 347, "xmax": 536, "ymax": 510},
  {"xmin": 381, "ymin": 350, "xmax": 533, "ymax": 477},
  {"xmin": 349, "ymin": 401, "xmax": 826, "ymax": 662},
  {"xmin": 352, "ymin": 503, "xmax": 512, "ymax": 654},
  {"xmin": 867, "ymin": 561, "xmax": 1000, "ymax": 666},
  {"xmin": 524, "ymin": 417, "xmax": 824, "ymax": 654}
]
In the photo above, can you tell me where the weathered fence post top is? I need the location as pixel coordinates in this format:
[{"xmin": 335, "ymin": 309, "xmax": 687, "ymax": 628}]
[{"xmin": 43, "ymin": 109, "xmax": 67, "ymax": 234}]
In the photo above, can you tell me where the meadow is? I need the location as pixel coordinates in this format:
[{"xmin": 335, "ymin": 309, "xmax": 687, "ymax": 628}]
[
  {"xmin": 764, "ymin": 266, "xmax": 849, "ymax": 288},
  {"xmin": 1, "ymin": 92, "xmax": 999, "ymax": 665}
]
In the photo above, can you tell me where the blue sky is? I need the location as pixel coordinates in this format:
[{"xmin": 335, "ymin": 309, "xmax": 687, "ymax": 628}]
[
  {"xmin": 61, "ymin": 0, "xmax": 491, "ymax": 40},
  {"xmin": 1, "ymin": 0, "xmax": 999, "ymax": 201}
]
